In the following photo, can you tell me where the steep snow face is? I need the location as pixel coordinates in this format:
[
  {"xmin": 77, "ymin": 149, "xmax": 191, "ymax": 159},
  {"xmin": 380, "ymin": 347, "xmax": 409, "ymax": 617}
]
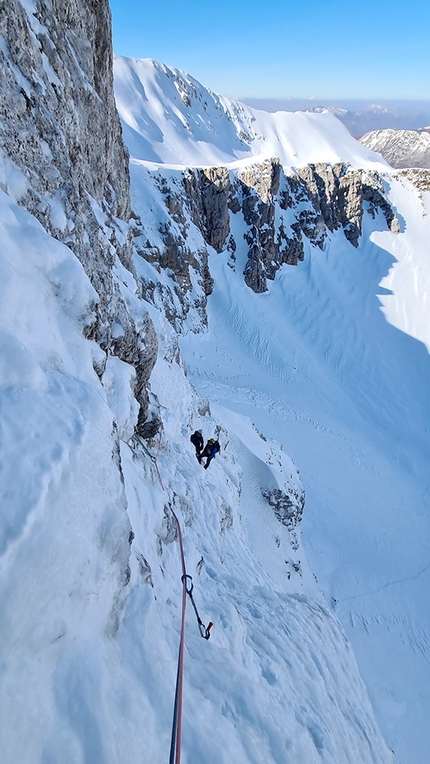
[
  {"xmin": 113, "ymin": 56, "xmax": 389, "ymax": 170},
  {"xmin": 0, "ymin": 7, "xmax": 396, "ymax": 759},
  {"xmin": 0, "ymin": 6, "xmax": 420, "ymax": 761},
  {"xmin": 374, "ymin": 174, "xmax": 430, "ymax": 351},
  {"xmin": 0, "ymin": 187, "xmax": 394, "ymax": 764},
  {"xmin": 0, "ymin": 188, "xmax": 132, "ymax": 761},
  {"xmin": 115, "ymin": 56, "xmax": 430, "ymax": 764},
  {"xmin": 360, "ymin": 128, "xmax": 430, "ymax": 169}
]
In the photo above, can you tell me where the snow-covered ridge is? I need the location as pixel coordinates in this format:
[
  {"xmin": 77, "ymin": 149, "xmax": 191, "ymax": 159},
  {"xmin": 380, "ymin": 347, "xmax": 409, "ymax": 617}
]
[
  {"xmin": 118, "ymin": 54, "xmax": 430, "ymax": 764},
  {"xmin": 244, "ymin": 98, "xmax": 430, "ymax": 137},
  {"xmin": 114, "ymin": 60, "xmax": 397, "ymax": 317},
  {"xmin": 113, "ymin": 56, "xmax": 389, "ymax": 170}
]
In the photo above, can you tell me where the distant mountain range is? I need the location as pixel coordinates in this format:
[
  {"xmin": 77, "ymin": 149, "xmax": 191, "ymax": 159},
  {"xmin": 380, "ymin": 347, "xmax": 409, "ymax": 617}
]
[
  {"xmin": 243, "ymin": 98, "xmax": 430, "ymax": 137},
  {"xmin": 359, "ymin": 128, "xmax": 430, "ymax": 169}
]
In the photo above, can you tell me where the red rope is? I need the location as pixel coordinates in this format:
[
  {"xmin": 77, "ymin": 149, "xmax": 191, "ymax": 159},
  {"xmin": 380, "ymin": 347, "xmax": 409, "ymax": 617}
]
[
  {"xmin": 147, "ymin": 438, "xmax": 189, "ymax": 764},
  {"xmin": 168, "ymin": 504, "xmax": 187, "ymax": 764},
  {"xmin": 142, "ymin": 435, "xmax": 210, "ymax": 763}
]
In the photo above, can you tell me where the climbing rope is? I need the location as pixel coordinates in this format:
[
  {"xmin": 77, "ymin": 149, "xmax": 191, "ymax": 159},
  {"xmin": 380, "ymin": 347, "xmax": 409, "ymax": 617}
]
[{"xmin": 137, "ymin": 434, "xmax": 212, "ymax": 764}]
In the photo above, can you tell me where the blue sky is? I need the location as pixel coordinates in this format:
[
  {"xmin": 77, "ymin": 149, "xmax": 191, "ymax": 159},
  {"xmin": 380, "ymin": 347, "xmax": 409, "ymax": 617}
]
[{"xmin": 109, "ymin": 0, "xmax": 430, "ymax": 99}]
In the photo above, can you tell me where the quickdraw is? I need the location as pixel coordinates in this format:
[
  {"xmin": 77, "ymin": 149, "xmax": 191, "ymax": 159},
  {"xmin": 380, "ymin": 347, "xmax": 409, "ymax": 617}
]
[{"xmin": 182, "ymin": 574, "xmax": 213, "ymax": 640}]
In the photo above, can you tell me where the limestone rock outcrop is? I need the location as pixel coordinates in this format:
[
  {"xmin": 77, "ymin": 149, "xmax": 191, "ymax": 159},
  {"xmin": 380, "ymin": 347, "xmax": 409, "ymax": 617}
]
[
  {"xmin": 137, "ymin": 157, "xmax": 398, "ymax": 298},
  {"xmin": 396, "ymin": 168, "xmax": 430, "ymax": 193},
  {"xmin": 233, "ymin": 160, "xmax": 300, "ymax": 291},
  {"xmin": 0, "ymin": 0, "xmax": 158, "ymax": 435},
  {"xmin": 262, "ymin": 487, "xmax": 305, "ymax": 552},
  {"xmin": 183, "ymin": 167, "xmax": 231, "ymax": 251}
]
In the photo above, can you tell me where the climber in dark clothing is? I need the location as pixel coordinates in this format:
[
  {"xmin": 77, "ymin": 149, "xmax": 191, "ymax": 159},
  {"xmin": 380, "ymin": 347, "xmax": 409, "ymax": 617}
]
[
  {"xmin": 201, "ymin": 438, "xmax": 220, "ymax": 470},
  {"xmin": 190, "ymin": 430, "xmax": 204, "ymax": 462}
]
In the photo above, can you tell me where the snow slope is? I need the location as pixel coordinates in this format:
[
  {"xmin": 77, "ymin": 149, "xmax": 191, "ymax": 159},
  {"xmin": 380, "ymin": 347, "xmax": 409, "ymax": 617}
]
[
  {"xmin": 179, "ymin": 181, "xmax": 430, "ymax": 764},
  {"xmin": 3, "ymin": 39, "xmax": 429, "ymax": 764},
  {"xmin": 0, "ymin": 2, "xmax": 403, "ymax": 761},
  {"xmin": 114, "ymin": 57, "xmax": 430, "ymax": 764},
  {"xmin": 0, "ymin": 184, "xmax": 394, "ymax": 763},
  {"xmin": 113, "ymin": 56, "xmax": 389, "ymax": 171}
]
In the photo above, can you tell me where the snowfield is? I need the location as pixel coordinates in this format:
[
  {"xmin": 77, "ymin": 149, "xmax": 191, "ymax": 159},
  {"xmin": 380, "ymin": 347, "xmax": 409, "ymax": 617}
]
[
  {"xmin": 1, "ymin": 44, "xmax": 430, "ymax": 764},
  {"xmin": 0, "ymin": 182, "xmax": 394, "ymax": 763},
  {"xmin": 179, "ymin": 181, "xmax": 430, "ymax": 764}
]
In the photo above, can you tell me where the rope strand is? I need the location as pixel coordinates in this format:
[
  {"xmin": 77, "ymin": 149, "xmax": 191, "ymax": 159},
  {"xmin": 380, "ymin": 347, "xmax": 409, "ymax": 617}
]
[{"xmin": 137, "ymin": 435, "xmax": 211, "ymax": 764}]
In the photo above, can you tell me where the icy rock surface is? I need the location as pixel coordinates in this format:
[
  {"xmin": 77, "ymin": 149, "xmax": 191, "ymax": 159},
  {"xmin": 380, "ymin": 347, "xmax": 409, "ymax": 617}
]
[
  {"xmin": 0, "ymin": 0, "xmax": 158, "ymax": 432},
  {"xmin": 0, "ymin": 0, "xmax": 130, "ymax": 274}
]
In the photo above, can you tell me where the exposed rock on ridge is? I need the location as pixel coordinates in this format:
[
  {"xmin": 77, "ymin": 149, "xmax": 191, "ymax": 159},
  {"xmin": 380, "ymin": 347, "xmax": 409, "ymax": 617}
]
[
  {"xmin": 183, "ymin": 166, "xmax": 231, "ymax": 251},
  {"xmin": 396, "ymin": 168, "xmax": 430, "ymax": 194},
  {"xmin": 262, "ymin": 487, "xmax": 305, "ymax": 552},
  {"xmin": 137, "ymin": 157, "xmax": 399, "ymax": 299}
]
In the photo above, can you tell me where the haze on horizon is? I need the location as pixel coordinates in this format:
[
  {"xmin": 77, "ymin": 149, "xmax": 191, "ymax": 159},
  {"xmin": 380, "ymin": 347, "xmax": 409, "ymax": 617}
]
[{"xmin": 109, "ymin": 0, "xmax": 430, "ymax": 102}]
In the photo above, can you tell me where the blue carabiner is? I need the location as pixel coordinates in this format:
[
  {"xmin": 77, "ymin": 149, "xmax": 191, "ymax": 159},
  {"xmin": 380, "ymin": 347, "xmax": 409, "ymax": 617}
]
[{"xmin": 181, "ymin": 573, "xmax": 194, "ymax": 595}]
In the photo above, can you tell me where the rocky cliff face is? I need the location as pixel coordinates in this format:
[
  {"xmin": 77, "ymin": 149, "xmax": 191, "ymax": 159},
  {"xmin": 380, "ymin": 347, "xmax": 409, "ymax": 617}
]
[
  {"xmin": 135, "ymin": 157, "xmax": 399, "ymax": 300},
  {"xmin": 0, "ymin": 1, "xmax": 399, "ymax": 428},
  {"xmin": 0, "ymin": 0, "xmax": 158, "ymax": 435},
  {"xmin": 396, "ymin": 168, "xmax": 430, "ymax": 193}
]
